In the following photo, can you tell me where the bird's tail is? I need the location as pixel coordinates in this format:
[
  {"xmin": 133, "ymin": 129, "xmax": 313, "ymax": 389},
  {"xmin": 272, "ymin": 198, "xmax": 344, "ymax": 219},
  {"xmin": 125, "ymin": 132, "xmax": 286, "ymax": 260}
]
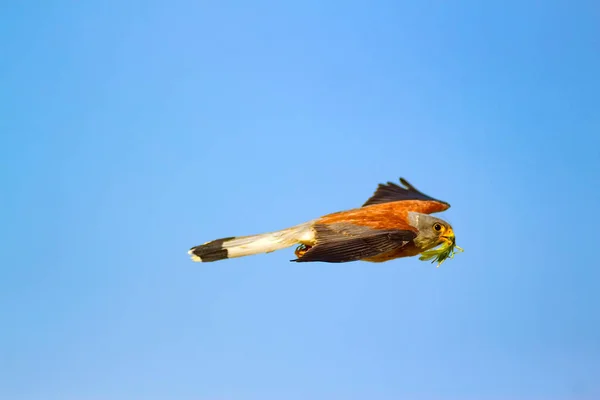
[{"xmin": 188, "ymin": 222, "xmax": 315, "ymax": 262}]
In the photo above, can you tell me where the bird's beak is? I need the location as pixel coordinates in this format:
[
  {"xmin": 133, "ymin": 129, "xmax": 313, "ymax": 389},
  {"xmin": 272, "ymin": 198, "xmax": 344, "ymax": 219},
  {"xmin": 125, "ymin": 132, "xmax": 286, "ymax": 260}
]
[{"xmin": 441, "ymin": 228, "xmax": 455, "ymax": 245}]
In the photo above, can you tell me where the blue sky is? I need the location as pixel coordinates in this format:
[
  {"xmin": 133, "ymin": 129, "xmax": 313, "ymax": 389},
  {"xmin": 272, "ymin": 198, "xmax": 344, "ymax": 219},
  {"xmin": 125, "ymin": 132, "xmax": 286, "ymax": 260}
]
[{"xmin": 1, "ymin": 1, "xmax": 599, "ymax": 399}]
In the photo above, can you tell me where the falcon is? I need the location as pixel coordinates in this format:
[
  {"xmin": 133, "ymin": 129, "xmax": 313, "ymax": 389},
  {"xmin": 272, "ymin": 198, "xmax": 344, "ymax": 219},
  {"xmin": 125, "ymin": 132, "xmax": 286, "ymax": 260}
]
[{"xmin": 188, "ymin": 177, "xmax": 463, "ymax": 267}]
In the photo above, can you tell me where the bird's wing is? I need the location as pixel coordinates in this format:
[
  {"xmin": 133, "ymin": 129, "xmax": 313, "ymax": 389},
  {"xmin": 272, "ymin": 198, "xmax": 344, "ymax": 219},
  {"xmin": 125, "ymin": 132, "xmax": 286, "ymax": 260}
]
[
  {"xmin": 292, "ymin": 223, "xmax": 416, "ymax": 263},
  {"xmin": 362, "ymin": 177, "xmax": 450, "ymax": 212}
]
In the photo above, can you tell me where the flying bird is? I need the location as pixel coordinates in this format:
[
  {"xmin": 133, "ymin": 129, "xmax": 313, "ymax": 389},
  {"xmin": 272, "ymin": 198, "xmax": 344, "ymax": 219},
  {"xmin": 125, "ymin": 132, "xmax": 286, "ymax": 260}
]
[{"xmin": 188, "ymin": 177, "xmax": 462, "ymax": 267}]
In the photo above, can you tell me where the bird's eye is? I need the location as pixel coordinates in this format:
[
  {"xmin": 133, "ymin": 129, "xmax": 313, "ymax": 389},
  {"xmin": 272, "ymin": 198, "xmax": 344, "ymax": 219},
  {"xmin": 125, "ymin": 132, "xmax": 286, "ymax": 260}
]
[{"xmin": 433, "ymin": 223, "xmax": 443, "ymax": 232}]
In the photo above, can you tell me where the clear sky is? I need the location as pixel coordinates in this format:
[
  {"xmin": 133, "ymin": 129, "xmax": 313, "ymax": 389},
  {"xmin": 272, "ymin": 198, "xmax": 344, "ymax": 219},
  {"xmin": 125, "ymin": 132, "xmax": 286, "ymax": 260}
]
[{"xmin": 1, "ymin": 1, "xmax": 599, "ymax": 399}]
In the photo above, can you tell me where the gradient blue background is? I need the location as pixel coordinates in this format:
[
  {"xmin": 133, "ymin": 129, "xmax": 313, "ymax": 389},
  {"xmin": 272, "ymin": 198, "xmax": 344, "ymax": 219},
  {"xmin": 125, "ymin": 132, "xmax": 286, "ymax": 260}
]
[{"xmin": 2, "ymin": 1, "xmax": 599, "ymax": 399}]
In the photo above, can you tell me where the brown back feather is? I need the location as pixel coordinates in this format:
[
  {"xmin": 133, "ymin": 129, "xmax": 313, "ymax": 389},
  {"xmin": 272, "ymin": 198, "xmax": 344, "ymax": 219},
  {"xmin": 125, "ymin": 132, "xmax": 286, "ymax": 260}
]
[{"xmin": 319, "ymin": 201, "xmax": 443, "ymax": 230}]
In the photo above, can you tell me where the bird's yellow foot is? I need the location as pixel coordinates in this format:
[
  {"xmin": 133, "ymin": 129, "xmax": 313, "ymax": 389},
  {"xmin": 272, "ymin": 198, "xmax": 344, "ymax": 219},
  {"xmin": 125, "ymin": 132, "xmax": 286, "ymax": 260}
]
[{"xmin": 295, "ymin": 244, "xmax": 311, "ymax": 258}]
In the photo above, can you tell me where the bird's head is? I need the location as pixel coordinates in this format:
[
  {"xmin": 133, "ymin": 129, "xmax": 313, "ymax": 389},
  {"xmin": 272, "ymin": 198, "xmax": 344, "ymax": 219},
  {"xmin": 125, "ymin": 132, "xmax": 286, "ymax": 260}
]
[{"xmin": 407, "ymin": 212, "xmax": 463, "ymax": 267}]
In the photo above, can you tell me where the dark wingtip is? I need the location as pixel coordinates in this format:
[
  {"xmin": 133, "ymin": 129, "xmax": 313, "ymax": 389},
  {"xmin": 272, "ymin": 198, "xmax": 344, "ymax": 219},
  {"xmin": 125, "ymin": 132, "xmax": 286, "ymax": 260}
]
[{"xmin": 399, "ymin": 177, "xmax": 413, "ymax": 188}]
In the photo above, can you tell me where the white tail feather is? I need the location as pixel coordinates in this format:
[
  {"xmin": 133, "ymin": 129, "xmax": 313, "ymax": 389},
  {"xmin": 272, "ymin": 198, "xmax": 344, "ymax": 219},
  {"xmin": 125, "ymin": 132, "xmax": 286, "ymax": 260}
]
[{"xmin": 188, "ymin": 222, "xmax": 315, "ymax": 262}]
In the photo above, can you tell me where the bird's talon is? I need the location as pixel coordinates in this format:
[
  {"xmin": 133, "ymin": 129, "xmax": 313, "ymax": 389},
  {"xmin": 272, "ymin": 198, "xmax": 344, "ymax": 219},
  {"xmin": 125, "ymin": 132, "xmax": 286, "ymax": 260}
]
[{"xmin": 295, "ymin": 244, "xmax": 311, "ymax": 258}]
